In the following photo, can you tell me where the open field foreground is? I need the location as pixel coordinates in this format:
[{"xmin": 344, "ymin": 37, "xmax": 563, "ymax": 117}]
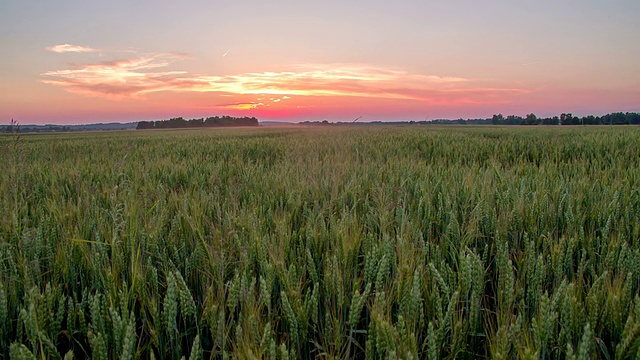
[{"xmin": 1, "ymin": 126, "xmax": 640, "ymax": 359}]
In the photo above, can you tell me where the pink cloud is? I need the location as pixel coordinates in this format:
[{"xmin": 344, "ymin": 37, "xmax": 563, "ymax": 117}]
[
  {"xmin": 46, "ymin": 44, "xmax": 98, "ymax": 53},
  {"xmin": 41, "ymin": 50, "xmax": 530, "ymax": 106},
  {"xmin": 41, "ymin": 54, "xmax": 190, "ymax": 97}
]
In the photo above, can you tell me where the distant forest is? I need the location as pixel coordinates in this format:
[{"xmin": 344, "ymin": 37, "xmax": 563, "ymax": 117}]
[
  {"xmin": 136, "ymin": 116, "xmax": 259, "ymax": 129},
  {"xmin": 300, "ymin": 112, "xmax": 640, "ymax": 126},
  {"xmin": 3, "ymin": 112, "xmax": 640, "ymax": 134},
  {"xmin": 425, "ymin": 112, "xmax": 640, "ymax": 126}
]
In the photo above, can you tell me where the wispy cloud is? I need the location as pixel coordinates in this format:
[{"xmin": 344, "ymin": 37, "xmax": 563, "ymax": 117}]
[
  {"xmin": 520, "ymin": 60, "xmax": 542, "ymax": 67},
  {"xmin": 216, "ymin": 102, "xmax": 264, "ymax": 110},
  {"xmin": 46, "ymin": 44, "xmax": 99, "ymax": 53},
  {"xmin": 41, "ymin": 53, "xmax": 190, "ymax": 96},
  {"xmin": 41, "ymin": 48, "xmax": 529, "ymax": 106}
]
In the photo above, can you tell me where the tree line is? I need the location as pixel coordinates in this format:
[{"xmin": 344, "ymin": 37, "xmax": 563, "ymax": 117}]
[
  {"xmin": 136, "ymin": 116, "xmax": 259, "ymax": 129},
  {"xmin": 426, "ymin": 112, "xmax": 640, "ymax": 125}
]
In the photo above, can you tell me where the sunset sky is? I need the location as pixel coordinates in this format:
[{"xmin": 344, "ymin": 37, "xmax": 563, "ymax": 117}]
[{"xmin": 1, "ymin": 1, "xmax": 639, "ymax": 124}]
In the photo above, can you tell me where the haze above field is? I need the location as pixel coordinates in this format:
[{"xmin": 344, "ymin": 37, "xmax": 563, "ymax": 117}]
[{"xmin": 1, "ymin": 0, "xmax": 639, "ymax": 125}]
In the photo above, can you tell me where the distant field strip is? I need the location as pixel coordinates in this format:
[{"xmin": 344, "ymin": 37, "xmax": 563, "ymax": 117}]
[{"xmin": 1, "ymin": 126, "xmax": 639, "ymax": 358}]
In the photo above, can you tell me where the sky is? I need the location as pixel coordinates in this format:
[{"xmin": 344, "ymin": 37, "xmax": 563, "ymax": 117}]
[{"xmin": 1, "ymin": 0, "xmax": 639, "ymax": 124}]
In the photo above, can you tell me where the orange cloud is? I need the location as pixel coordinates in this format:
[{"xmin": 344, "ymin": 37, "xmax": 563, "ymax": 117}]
[
  {"xmin": 216, "ymin": 102, "xmax": 264, "ymax": 110},
  {"xmin": 46, "ymin": 44, "xmax": 98, "ymax": 53},
  {"xmin": 41, "ymin": 49, "xmax": 530, "ymax": 106}
]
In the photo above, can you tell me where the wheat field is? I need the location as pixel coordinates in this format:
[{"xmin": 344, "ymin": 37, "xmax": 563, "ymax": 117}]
[{"xmin": 1, "ymin": 126, "xmax": 639, "ymax": 359}]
